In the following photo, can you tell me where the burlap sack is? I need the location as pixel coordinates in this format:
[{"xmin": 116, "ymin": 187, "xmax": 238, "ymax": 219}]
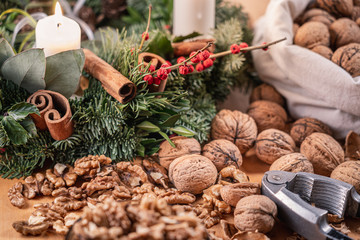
[{"xmin": 252, "ymin": 0, "xmax": 360, "ymax": 138}]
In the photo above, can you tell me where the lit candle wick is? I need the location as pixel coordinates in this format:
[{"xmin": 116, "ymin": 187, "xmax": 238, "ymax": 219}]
[{"xmin": 55, "ymin": 2, "xmax": 63, "ymax": 29}]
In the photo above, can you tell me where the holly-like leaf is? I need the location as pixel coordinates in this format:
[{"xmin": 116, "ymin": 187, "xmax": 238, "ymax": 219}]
[
  {"xmin": 7, "ymin": 102, "xmax": 40, "ymax": 121},
  {"xmin": 160, "ymin": 114, "xmax": 180, "ymax": 127},
  {"xmin": 136, "ymin": 121, "xmax": 160, "ymax": 133},
  {"xmin": 159, "ymin": 131, "xmax": 175, "ymax": 147},
  {"xmin": 20, "ymin": 117, "xmax": 37, "ymax": 138},
  {"xmin": 170, "ymin": 126, "xmax": 196, "ymax": 137},
  {"xmin": 173, "ymin": 32, "xmax": 202, "ymax": 43},
  {"xmin": 0, "ymin": 124, "xmax": 9, "ymax": 147},
  {"xmin": 146, "ymin": 30, "xmax": 173, "ymax": 59},
  {"xmin": 1, "ymin": 48, "xmax": 46, "ymax": 93},
  {"xmin": 45, "ymin": 49, "xmax": 85, "ymax": 98},
  {"xmin": 0, "ymin": 38, "xmax": 15, "ymax": 68},
  {"xmin": 2, "ymin": 116, "xmax": 28, "ymax": 145}
]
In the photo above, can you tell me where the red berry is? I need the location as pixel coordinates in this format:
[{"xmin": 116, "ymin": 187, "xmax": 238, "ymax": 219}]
[
  {"xmin": 143, "ymin": 75, "xmax": 153, "ymax": 85},
  {"xmin": 161, "ymin": 64, "xmax": 171, "ymax": 74},
  {"xmin": 195, "ymin": 63, "xmax": 204, "ymax": 72},
  {"xmin": 157, "ymin": 68, "xmax": 168, "ymax": 80},
  {"xmin": 262, "ymin": 42, "xmax": 268, "ymax": 51},
  {"xmin": 166, "ymin": 60, "xmax": 172, "ymax": 66},
  {"xmin": 153, "ymin": 77, "xmax": 161, "ymax": 85},
  {"xmin": 142, "ymin": 32, "xmax": 149, "ymax": 41},
  {"xmin": 200, "ymin": 50, "xmax": 210, "ymax": 60},
  {"xmin": 239, "ymin": 42, "xmax": 249, "ymax": 52},
  {"xmin": 203, "ymin": 58, "xmax": 213, "ymax": 68},
  {"xmin": 131, "ymin": 47, "xmax": 135, "ymax": 55},
  {"xmin": 230, "ymin": 44, "xmax": 240, "ymax": 54},
  {"xmin": 177, "ymin": 56, "xmax": 186, "ymax": 63},
  {"xmin": 179, "ymin": 65, "xmax": 189, "ymax": 75},
  {"xmin": 148, "ymin": 65, "xmax": 156, "ymax": 72},
  {"xmin": 190, "ymin": 52, "xmax": 200, "ymax": 63},
  {"xmin": 188, "ymin": 65, "xmax": 194, "ymax": 73}
]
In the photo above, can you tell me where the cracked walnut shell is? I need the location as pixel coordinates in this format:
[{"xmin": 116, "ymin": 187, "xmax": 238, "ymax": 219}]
[
  {"xmin": 169, "ymin": 154, "xmax": 217, "ymax": 195},
  {"xmin": 247, "ymin": 100, "xmax": 287, "ymax": 132},
  {"xmin": 331, "ymin": 161, "xmax": 360, "ymax": 193},
  {"xmin": 294, "ymin": 21, "xmax": 330, "ymax": 49},
  {"xmin": 158, "ymin": 136, "xmax": 201, "ymax": 170},
  {"xmin": 329, "ymin": 18, "xmax": 360, "ymax": 49},
  {"xmin": 234, "ymin": 195, "xmax": 277, "ymax": 233},
  {"xmin": 332, "ymin": 43, "xmax": 360, "ymax": 78},
  {"xmin": 269, "ymin": 153, "xmax": 314, "ymax": 173},
  {"xmin": 255, "ymin": 129, "xmax": 296, "ymax": 164},
  {"xmin": 249, "ymin": 83, "xmax": 285, "ymax": 107},
  {"xmin": 300, "ymin": 132, "xmax": 344, "ymax": 176},
  {"xmin": 220, "ymin": 182, "xmax": 261, "ymax": 207},
  {"xmin": 211, "ymin": 109, "xmax": 257, "ymax": 154},
  {"xmin": 202, "ymin": 139, "xmax": 242, "ymax": 171},
  {"xmin": 290, "ymin": 117, "xmax": 332, "ymax": 146}
]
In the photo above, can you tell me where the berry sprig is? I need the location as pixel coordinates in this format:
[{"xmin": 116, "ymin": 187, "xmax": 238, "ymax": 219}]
[{"xmin": 139, "ymin": 5, "xmax": 152, "ymax": 51}]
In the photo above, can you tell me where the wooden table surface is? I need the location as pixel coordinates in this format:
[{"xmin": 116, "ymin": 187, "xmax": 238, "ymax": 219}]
[{"xmin": 1, "ymin": 149, "xmax": 360, "ymax": 239}]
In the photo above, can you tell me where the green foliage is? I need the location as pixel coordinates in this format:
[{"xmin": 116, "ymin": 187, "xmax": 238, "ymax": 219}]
[{"xmin": 0, "ymin": 0, "xmax": 29, "ymax": 13}]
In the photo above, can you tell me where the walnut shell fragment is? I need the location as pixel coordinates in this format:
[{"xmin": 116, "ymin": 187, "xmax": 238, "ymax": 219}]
[
  {"xmin": 211, "ymin": 110, "xmax": 257, "ymax": 154},
  {"xmin": 329, "ymin": 18, "xmax": 360, "ymax": 48},
  {"xmin": 247, "ymin": 100, "xmax": 287, "ymax": 132},
  {"xmin": 158, "ymin": 136, "xmax": 201, "ymax": 170},
  {"xmin": 317, "ymin": 0, "xmax": 353, "ymax": 17},
  {"xmin": 290, "ymin": 117, "xmax": 332, "ymax": 146},
  {"xmin": 202, "ymin": 139, "xmax": 242, "ymax": 171},
  {"xmin": 250, "ymin": 83, "xmax": 285, "ymax": 107},
  {"xmin": 255, "ymin": 129, "xmax": 296, "ymax": 164},
  {"xmin": 169, "ymin": 154, "xmax": 217, "ymax": 194},
  {"xmin": 331, "ymin": 43, "xmax": 360, "ymax": 77},
  {"xmin": 345, "ymin": 131, "xmax": 360, "ymax": 160},
  {"xmin": 300, "ymin": 132, "xmax": 344, "ymax": 176},
  {"xmin": 270, "ymin": 153, "xmax": 314, "ymax": 173},
  {"xmin": 294, "ymin": 21, "xmax": 330, "ymax": 49},
  {"xmin": 220, "ymin": 182, "xmax": 261, "ymax": 207},
  {"xmin": 234, "ymin": 195, "xmax": 277, "ymax": 233},
  {"xmin": 331, "ymin": 161, "xmax": 360, "ymax": 193}
]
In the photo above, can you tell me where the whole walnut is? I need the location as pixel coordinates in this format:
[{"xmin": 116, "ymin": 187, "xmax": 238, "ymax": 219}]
[
  {"xmin": 332, "ymin": 43, "xmax": 360, "ymax": 77},
  {"xmin": 290, "ymin": 117, "xmax": 332, "ymax": 146},
  {"xmin": 168, "ymin": 154, "xmax": 217, "ymax": 194},
  {"xmin": 294, "ymin": 21, "xmax": 330, "ymax": 49},
  {"xmin": 331, "ymin": 161, "xmax": 360, "ymax": 193},
  {"xmin": 293, "ymin": 23, "xmax": 300, "ymax": 36},
  {"xmin": 220, "ymin": 182, "xmax": 260, "ymax": 207},
  {"xmin": 311, "ymin": 45, "xmax": 333, "ymax": 60},
  {"xmin": 357, "ymin": 18, "xmax": 360, "ymax": 26},
  {"xmin": 269, "ymin": 153, "xmax": 314, "ymax": 173},
  {"xmin": 234, "ymin": 195, "xmax": 277, "ymax": 233},
  {"xmin": 247, "ymin": 100, "xmax": 287, "ymax": 133},
  {"xmin": 255, "ymin": 129, "xmax": 296, "ymax": 164},
  {"xmin": 211, "ymin": 110, "xmax": 257, "ymax": 154},
  {"xmin": 158, "ymin": 136, "xmax": 201, "ymax": 170},
  {"xmin": 202, "ymin": 139, "xmax": 242, "ymax": 171},
  {"xmin": 301, "ymin": 8, "xmax": 336, "ymax": 26},
  {"xmin": 353, "ymin": 6, "xmax": 360, "ymax": 21},
  {"xmin": 300, "ymin": 132, "xmax": 344, "ymax": 176},
  {"xmin": 355, "ymin": 0, "xmax": 360, "ymax": 6},
  {"xmin": 329, "ymin": 18, "xmax": 360, "ymax": 48},
  {"xmin": 250, "ymin": 83, "xmax": 285, "ymax": 107},
  {"xmin": 317, "ymin": 0, "xmax": 353, "ymax": 17}
]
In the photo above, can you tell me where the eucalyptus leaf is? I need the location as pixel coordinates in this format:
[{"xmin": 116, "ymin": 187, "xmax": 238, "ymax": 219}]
[
  {"xmin": 173, "ymin": 32, "xmax": 202, "ymax": 43},
  {"xmin": 170, "ymin": 126, "xmax": 196, "ymax": 137},
  {"xmin": 20, "ymin": 117, "xmax": 37, "ymax": 138},
  {"xmin": 136, "ymin": 121, "xmax": 160, "ymax": 133},
  {"xmin": 8, "ymin": 102, "xmax": 39, "ymax": 121},
  {"xmin": 160, "ymin": 114, "xmax": 180, "ymax": 127},
  {"xmin": 2, "ymin": 116, "xmax": 28, "ymax": 145},
  {"xmin": 0, "ymin": 38, "xmax": 15, "ymax": 68},
  {"xmin": 45, "ymin": 49, "xmax": 85, "ymax": 98},
  {"xmin": 1, "ymin": 48, "xmax": 46, "ymax": 93},
  {"xmin": 159, "ymin": 131, "xmax": 175, "ymax": 147},
  {"xmin": 146, "ymin": 31, "xmax": 173, "ymax": 59}
]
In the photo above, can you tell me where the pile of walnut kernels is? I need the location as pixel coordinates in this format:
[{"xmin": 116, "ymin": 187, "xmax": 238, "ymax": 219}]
[{"xmin": 8, "ymin": 83, "xmax": 360, "ymax": 239}]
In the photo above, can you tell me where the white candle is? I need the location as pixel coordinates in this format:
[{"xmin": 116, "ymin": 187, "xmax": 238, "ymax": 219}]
[
  {"xmin": 36, "ymin": 2, "xmax": 81, "ymax": 57},
  {"xmin": 173, "ymin": 0, "xmax": 215, "ymax": 38}
]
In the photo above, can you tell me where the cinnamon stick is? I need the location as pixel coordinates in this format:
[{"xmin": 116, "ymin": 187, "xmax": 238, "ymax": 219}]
[
  {"xmin": 172, "ymin": 39, "xmax": 216, "ymax": 57},
  {"xmin": 27, "ymin": 90, "xmax": 74, "ymax": 140},
  {"xmin": 83, "ymin": 48, "xmax": 137, "ymax": 104}
]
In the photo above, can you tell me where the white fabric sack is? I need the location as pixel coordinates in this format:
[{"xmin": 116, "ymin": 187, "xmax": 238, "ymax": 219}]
[{"xmin": 252, "ymin": 0, "xmax": 360, "ymax": 139}]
